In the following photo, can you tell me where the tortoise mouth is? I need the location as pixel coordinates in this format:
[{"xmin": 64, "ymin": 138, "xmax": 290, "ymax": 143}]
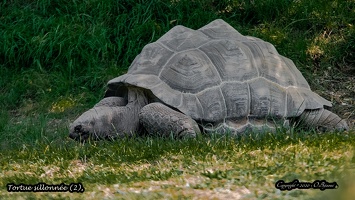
[{"xmin": 69, "ymin": 124, "xmax": 90, "ymax": 141}]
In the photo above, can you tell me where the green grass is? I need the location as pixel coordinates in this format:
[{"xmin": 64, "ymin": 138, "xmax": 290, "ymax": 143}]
[
  {"xmin": 1, "ymin": 0, "xmax": 354, "ymax": 199},
  {"xmin": 1, "ymin": 0, "xmax": 354, "ymax": 111},
  {"xmin": 1, "ymin": 126, "xmax": 354, "ymax": 199}
]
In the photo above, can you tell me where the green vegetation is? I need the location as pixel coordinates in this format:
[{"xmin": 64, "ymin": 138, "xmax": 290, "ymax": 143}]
[
  {"xmin": 1, "ymin": 132, "xmax": 355, "ymax": 199},
  {"xmin": 0, "ymin": 0, "xmax": 354, "ymax": 199}
]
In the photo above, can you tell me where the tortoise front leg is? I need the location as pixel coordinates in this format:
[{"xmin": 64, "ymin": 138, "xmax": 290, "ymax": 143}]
[
  {"xmin": 139, "ymin": 103, "xmax": 201, "ymax": 138},
  {"xmin": 299, "ymin": 108, "xmax": 349, "ymax": 131}
]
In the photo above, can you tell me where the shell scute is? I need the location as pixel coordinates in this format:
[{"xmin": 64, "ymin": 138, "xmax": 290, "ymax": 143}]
[
  {"xmin": 220, "ymin": 82, "xmax": 249, "ymax": 119},
  {"xmin": 158, "ymin": 25, "xmax": 210, "ymax": 51},
  {"xmin": 196, "ymin": 87, "xmax": 226, "ymax": 122},
  {"xmin": 160, "ymin": 50, "xmax": 221, "ymax": 93},
  {"xmin": 129, "ymin": 43, "xmax": 174, "ymax": 76},
  {"xmin": 178, "ymin": 93, "xmax": 204, "ymax": 120},
  {"xmin": 248, "ymin": 78, "xmax": 286, "ymax": 118},
  {"xmin": 200, "ymin": 40, "xmax": 258, "ymax": 82},
  {"xmin": 199, "ymin": 19, "xmax": 245, "ymax": 40}
]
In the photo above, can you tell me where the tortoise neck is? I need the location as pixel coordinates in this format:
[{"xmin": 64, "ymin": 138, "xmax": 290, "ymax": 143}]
[{"xmin": 127, "ymin": 87, "xmax": 148, "ymax": 109}]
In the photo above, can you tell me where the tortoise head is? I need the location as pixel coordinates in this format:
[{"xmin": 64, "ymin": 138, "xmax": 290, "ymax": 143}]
[
  {"xmin": 69, "ymin": 89, "xmax": 147, "ymax": 142},
  {"xmin": 69, "ymin": 107, "xmax": 114, "ymax": 141}
]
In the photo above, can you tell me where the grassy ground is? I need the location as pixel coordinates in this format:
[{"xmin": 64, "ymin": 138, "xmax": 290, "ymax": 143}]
[
  {"xmin": 1, "ymin": 131, "xmax": 354, "ymax": 199},
  {"xmin": 1, "ymin": 0, "xmax": 354, "ymax": 199}
]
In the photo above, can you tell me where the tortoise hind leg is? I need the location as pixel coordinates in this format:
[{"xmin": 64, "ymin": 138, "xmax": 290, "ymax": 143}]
[
  {"xmin": 139, "ymin": 103, "xmax": 201, "ymax": 138},
  {"xmin": 299, "ymin": 108, "xmax": 349, "ymax": 131}
]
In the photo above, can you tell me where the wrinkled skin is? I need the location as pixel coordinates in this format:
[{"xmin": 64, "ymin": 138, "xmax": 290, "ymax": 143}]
[
  {"xmin": 69, "ymin": 88, "xmax": 147, "ymax": 141},
  {"xmin": 69, "ymin": 88, "xmax": 201, "ymax": 141},
  {"xmin": 299, "ymin": 108, "xmax": 349, "ymax": 131},
  {"xmin": 69, "ymin": 106, "xmax": 140, "ymax": 141}
]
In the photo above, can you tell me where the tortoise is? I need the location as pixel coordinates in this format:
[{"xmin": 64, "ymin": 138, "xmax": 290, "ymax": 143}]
[{"xmin": 69, "ymin": 19, "xmax": 348, "ymax": 141}]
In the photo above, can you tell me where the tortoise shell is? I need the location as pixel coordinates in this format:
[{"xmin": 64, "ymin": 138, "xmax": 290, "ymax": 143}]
[{"xmin": 107, "ymin": 19, "xmax": 331, "ymax": 132}]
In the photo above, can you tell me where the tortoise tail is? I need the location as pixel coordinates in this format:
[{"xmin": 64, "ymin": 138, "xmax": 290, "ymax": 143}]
[{"xmin": 299, "ymin": 108, "xmax": 349, "ymax": 131}]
